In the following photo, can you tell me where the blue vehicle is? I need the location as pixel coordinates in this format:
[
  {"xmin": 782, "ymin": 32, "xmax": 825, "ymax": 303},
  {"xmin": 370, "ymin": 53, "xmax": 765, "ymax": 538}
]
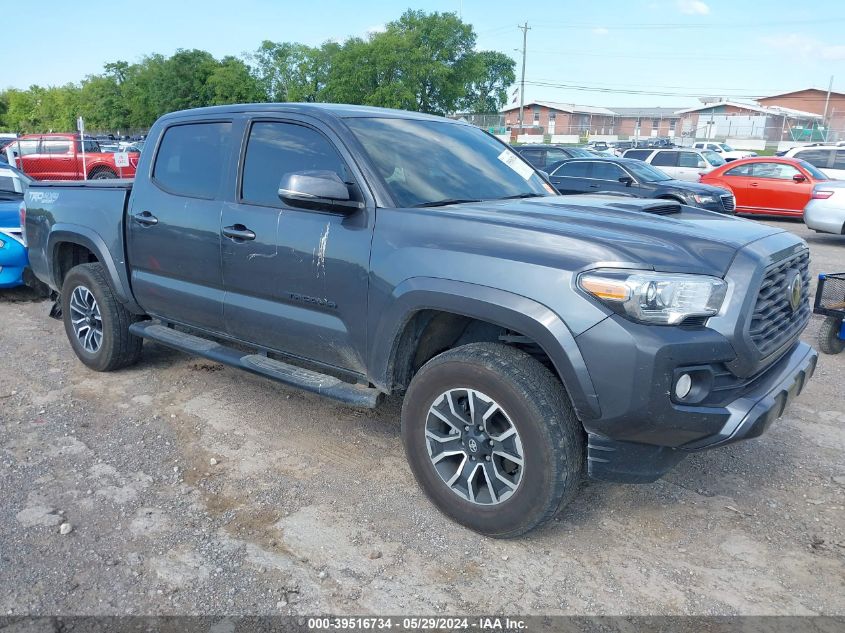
[{"xmin": 0, "ymin": 164, "xmax": 31, "ymax": 288}]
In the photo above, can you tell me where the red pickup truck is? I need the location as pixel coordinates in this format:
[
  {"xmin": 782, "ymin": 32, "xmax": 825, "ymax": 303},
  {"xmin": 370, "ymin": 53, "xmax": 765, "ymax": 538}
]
[{"xmin": 9, "ymin": 133, "xmax": 137, "ymax": 180}]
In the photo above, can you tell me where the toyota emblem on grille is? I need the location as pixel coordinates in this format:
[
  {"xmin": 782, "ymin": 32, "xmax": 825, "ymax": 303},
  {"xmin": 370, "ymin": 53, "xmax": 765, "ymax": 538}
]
[{"xmin": 787, "ymin": 271, "xmax": 802, "ymax": 312}]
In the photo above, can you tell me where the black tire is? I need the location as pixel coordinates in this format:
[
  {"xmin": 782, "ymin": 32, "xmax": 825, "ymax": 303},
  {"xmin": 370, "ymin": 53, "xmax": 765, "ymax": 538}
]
[
  {"xmin": 61, "ymin": 263, "xmax": 142, "ymax": 371},
  {"xmin": 89, "ymin": 168, "xmax": 117, "ymax": 180},
  {"xmin": 401, "ymin": 342, "xmax": 584, "ymax": 538},
  {"xmin": 818, "ymin": 316, "xmax": 845, "ymax": 355}
]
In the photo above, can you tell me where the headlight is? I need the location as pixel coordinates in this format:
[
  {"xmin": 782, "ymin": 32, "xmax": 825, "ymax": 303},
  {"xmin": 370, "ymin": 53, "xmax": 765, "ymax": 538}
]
[
  {"xmin": 579, "ymin": 269, "xmax": 727, "ymax": 325},
  {"xmin": 693, "ymin": 194, "xmax": 717, "ymax": 205}
]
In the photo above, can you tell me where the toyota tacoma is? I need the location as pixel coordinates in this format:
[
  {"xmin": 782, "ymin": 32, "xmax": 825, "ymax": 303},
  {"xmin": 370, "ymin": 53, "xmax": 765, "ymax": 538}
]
[{"xmin": 23, "ymin": 104, "xmax": 817, "ymax": 537}]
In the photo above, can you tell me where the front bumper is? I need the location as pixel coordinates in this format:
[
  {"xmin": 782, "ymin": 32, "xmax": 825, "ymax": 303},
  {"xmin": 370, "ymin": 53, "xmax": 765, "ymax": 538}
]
[{"xmin": 578, "ymin": 314, "xmax": 817, "ymax": 483}]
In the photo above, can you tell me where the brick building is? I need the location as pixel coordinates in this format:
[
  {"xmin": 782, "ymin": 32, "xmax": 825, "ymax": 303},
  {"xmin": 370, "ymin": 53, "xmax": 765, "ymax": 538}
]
[
  {"xmin": 501, "ymin": 101, "xmax": 617, "ymax": 136},
  {"xmin": 757, "ymin": 88, "xmax": 845, "ymax": 139}
]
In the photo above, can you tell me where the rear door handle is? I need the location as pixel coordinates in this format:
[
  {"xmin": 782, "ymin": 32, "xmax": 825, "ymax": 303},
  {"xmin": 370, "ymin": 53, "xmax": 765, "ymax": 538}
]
[
  {"xmin": 133, "ymin": 211, "xmax": 158, "ymax": 226},
  {"xmin": 749, "ymin": 182, "xmax": 758, "ymax": 187},
  {"xmin": 222, "ymin": 224, "xmax": 256, "ymax": 241},
  {"xmin": 588, "ymin": 184, "xmax": 600, "ymax": 188}
]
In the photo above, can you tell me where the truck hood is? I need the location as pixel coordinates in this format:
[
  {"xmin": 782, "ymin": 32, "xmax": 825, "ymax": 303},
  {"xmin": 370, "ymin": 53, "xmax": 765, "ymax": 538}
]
[{"xmin": 431, "ymin": 195, "xmax": 786, "ymax": 276}]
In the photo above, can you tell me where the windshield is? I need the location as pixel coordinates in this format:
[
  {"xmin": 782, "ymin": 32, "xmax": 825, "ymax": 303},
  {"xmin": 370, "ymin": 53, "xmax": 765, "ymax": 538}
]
[
  {"xmin": 797, "ymin": 159, "xmax": 829, "ymax": 180},
  {"xmin": 701, "ymin": 150, "xmax": 726, "ymax": 166},
  {"xmin": 718, "ymin": 143, "xmax": 734, "ymax": 152},
  {"xmin": 624, "ymin": 160, "xmax": 672, "ymax": 182},
  {"xmin": 344, "ymin": 117, "xmax": 550, "ymax": 207}
]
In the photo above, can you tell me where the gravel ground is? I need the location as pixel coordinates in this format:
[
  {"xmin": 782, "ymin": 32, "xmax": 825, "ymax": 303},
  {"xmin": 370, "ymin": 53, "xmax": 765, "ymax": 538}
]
[{"xmin": 0, "ymin": 219, "xmax": 843, "ymax": 617}]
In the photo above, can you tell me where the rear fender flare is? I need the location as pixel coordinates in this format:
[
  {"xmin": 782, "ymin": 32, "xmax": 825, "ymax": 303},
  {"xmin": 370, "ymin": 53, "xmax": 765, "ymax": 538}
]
[
  {"xmin": 370, "ymin": 277, "xmax": 601, "ymax": 421},
  {"xmin": 47, "ymin": 225, "xmax": 141, "ymax": 312}
]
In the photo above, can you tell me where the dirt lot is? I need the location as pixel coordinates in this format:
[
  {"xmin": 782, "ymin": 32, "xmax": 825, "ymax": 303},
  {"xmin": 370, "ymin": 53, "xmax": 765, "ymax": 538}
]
[{"xmin": 0, "ymin": 219, "xmax": 843, "ymax": 617}]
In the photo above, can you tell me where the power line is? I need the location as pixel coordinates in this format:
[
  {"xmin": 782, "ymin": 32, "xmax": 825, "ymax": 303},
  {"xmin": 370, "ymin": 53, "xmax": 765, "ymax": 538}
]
[{"xmin": 532, "ymin": 17, "xmax": 845, "ymax": 30}]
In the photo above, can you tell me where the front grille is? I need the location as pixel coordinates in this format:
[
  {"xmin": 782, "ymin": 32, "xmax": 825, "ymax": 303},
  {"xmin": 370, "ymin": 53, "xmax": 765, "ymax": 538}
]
[
  {"xmin": 748, "ymin": 249, "xmax": 811, "ymax": 357},
  {"xmin": 720, "ymin": 194, "xmax": 735, "ymax": 212}
]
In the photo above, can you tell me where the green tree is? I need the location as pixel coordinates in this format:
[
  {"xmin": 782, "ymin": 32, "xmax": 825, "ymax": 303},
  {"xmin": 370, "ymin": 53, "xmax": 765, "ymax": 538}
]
[
  {"xmin": 460, "ymin": 51, "xmax": 516, "ymax": 113},
  {"xmin": 207, "ymin": 56, "xmax": 264, "ymax": 105}
]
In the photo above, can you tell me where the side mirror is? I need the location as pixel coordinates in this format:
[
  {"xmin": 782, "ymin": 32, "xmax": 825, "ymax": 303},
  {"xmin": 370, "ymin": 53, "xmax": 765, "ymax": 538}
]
[
  {"xmin": 278, "ymin": 171, "xmax": 361, "ymax": 214},
  {"xmin": 619, "ymin": 176, "xmax": 634, "ymax": 186},
  {"xmin": 538, "ymin": 170, "xmax": 550, "ymax": 180},
  {"xmin": 792, "ymin": 173, "xmax": 807, "ymax": 183}
]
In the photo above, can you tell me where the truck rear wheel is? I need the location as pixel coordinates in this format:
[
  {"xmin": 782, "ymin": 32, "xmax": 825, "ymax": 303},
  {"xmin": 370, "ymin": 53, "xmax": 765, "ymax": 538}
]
[
  {"xmin": 401, "ymin": 342, "xmax": 584, "ymax": 538},
  {"xmin": 89, "ymin": 168, "xmax": 117, "ymax": 180},
  {"xmin": 818, "ymin": 316, "xmax": 844, "ymax": 355},
  {"xmin": 61, "ymin": 263, "xmax": 142, "ymax": 371}
]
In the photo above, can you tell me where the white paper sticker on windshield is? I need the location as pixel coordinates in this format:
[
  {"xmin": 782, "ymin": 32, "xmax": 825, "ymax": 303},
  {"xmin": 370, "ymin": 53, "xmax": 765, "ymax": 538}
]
[{"xmin": 498, "ymin": 149, "xmax": 535, "ymax": 180}]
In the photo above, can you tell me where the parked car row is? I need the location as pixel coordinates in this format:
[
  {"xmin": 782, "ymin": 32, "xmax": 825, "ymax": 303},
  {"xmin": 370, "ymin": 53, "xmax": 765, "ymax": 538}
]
[{"xmin": 513, "ymin": 141, "xmax": 844, "ymax": 233}]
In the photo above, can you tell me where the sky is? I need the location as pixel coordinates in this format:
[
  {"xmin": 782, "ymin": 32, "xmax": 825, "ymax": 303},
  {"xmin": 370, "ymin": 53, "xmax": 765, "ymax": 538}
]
[{"xmin": 3, "ymin": 0, "xmax": 845, "ymax": 110}]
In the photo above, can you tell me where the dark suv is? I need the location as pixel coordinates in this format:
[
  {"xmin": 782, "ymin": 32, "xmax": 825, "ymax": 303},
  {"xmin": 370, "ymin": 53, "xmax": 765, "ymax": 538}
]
[
  {"xmin": 548, "ymin": 157, "xmax": 736, "ymax": 213},
  {"xmin": 513, "ymin": 144, "xmax": 597, "ymax": 170}
]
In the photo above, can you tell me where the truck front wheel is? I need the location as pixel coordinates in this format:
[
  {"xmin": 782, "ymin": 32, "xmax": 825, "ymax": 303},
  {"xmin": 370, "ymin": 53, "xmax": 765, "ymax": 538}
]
[
  {"xmin": 61, "ymin": 263, "xmax": 142, "ymax": 371},
  {"xmin": 401, "ymin": 342, "xmax": 584, "ymax": 538}
]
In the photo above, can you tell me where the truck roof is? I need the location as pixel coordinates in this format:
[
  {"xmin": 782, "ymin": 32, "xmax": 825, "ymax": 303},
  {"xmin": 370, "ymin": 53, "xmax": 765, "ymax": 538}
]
[{"xmin": 158, "ymin": 103, "xmax": 457, "ymax": 124}]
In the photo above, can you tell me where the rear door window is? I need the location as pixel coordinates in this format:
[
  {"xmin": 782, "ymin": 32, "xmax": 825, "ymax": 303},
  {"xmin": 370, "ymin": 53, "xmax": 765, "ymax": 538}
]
[
  {"xmin": 833, "ymin": 150, "xmax": 845, "ymax": 170},
  {"xmin": 725, "ymin": 164, "xmax": 753, "ymax": 177},
  {"xmin": 518, "ymin": 149, "xmax": 544, "ymax": 168},
  {"xmin": 651, "ymin": 151, "xmax": 678, "ymax": 167},
  {"xmin": 42, "ymin": 140, "xmax": 72, "ymax": 155},
  {"xmin": 552, "ymin": 161, "xmax": 591, "ymax": 177},
  {"xmin": 623, "ymin": 150, "xmax": 652, "ymax": 161},
  {"xmin": 795, "ymin": 149, "xmax": 832, "ymax": 169},
  {"xmin": 153, "ymin": 122, "xmax": 232, "ymax": 199},
  {"xmin": 591, "ymin": 162, "xmax": 625, "ymax": 181},
  {"xmin": 680, "ymin": 152, "xmax": 706, "ymax": 168}
]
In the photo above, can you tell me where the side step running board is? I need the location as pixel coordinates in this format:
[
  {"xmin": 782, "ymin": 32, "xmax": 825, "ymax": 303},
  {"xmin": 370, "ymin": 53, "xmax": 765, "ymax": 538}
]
[{"xmin": 129, "ymin": 321, "xmax": 381, "ymax": 408}]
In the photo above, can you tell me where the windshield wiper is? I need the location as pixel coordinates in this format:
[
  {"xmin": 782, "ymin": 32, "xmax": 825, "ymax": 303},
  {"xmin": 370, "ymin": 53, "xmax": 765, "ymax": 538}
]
[
  {"xmin": 499, "ymin": 193, "xmax": 547, "ymax": 200},
  {"xmin": 414, "ymin": 198, "xmax": 482, "ymax": 208}
]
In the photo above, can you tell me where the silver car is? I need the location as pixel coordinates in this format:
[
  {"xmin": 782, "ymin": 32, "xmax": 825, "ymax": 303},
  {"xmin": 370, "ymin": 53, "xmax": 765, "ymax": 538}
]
[{"xmin": 805, "ymin": 182, "xmax": 845, "ymax": 235}]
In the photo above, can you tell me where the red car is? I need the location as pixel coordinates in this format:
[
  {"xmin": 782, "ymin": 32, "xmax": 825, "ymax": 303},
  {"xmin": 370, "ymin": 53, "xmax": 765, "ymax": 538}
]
[
  {"xmin": 699, "ymin": 156, "xmax": 830, "ymax": 217},
  {"xmin": 9, "ymin": 133, "xmax": 137, "ymax": 181}
]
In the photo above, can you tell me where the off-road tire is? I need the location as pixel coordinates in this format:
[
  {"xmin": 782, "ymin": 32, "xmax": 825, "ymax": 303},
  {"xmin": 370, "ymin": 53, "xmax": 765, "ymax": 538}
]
[
  {"xmin": 61, "ymin": 263, "xmax": 142, "ymax": 371},
  {"xmin": 401, "ymin": 342, "xmax": 584, "ymax": 538},
  {"xmin": 818, "ymin": 316, "xmax": 844, "ymax": 355}
]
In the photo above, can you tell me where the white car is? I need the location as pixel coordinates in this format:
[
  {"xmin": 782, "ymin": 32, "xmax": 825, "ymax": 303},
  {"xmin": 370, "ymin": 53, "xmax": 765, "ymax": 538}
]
[
  {"xmin": 621, "ymin": 147, "xmax": 726, "ymax": 182},
  {"xmin": 782, "ymin": 145, "xmax": 845, "ymax": 179},
  {"xmin": 804, "ymin": 181, "xmax": 845, "ymax": 235},
  {"xmin": 693, "ymin": 142, "xmax": 757, "ymax": 162}
]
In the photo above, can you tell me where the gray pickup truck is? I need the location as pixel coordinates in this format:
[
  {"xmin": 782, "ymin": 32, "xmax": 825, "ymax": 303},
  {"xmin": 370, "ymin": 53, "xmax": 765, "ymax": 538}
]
[{"xmin": 24, "ymin": 104, "xmax": 817, "ymax": 537}]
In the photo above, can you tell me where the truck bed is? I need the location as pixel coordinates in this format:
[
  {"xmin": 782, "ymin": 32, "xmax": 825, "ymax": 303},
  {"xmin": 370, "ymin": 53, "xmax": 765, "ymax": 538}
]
[{"xmin": 25, "ymin": 179, "xmax": 134, "ymax": 301}]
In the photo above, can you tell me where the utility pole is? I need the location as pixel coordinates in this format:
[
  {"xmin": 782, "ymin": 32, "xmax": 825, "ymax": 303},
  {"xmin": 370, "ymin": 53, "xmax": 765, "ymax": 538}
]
[
  {"xmin": 518, "ymin": 22, "xmax": 530, "ymax": 130},
  {"xmin": 822, "ymin": 75, "xmax": 833, "ymax": 141}
]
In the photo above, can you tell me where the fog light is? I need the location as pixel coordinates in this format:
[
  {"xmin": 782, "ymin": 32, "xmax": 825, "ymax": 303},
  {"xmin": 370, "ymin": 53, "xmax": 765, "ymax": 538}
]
[{"xmin": 675, "ymin": 373, "xmax": 693, "ymax": 399}]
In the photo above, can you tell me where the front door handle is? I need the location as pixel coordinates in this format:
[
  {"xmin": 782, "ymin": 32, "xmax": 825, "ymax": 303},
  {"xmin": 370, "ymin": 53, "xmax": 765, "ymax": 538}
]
[
  {"xmin": 133, "ymin": 211, "xmax": 158, "ymax": 226},
  {"xmin": 222, "ymin": 224, "xmax": 256, "ymax": 241}
]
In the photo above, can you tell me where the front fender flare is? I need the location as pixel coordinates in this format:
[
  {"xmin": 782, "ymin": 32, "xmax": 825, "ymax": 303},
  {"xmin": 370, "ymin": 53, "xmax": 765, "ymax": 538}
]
[{"xmin": 370, "ymin": 277, "xmax": 601, "ymax": 421}]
